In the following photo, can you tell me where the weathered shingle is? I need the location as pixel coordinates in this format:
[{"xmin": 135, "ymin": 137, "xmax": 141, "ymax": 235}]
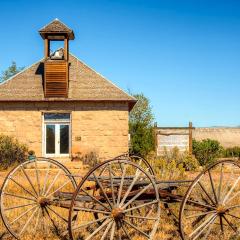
[
  {"xmin": 0, "ymin": 53, "xmax": 136, "ymax": 108},
  {"xmin": 39, "ymin": 19, "xmax": 75, "ymax": 40}
]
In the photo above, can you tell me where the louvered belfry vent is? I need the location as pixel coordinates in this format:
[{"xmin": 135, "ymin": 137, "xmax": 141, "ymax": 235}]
[
  {"xmin": 39, "ymin": 19, "xmax": 75, "ymax": 98},
  {"xmin": 44, "ymin": 61, "xmax": 68, "ymax": 97}
]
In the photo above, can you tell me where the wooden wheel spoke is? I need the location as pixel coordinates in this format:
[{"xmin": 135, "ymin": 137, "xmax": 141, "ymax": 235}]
[
  {"xmin": 72, "ymin": 216, "xmax": 109, "ymax": 231},
  {"xmin": 122, "ymin": 223, "xmax": 131, "ymax": 240},
  {"xmin": 184, "ymin": 207, "xmax": 213, "ymax": 212},
  {"xmin": 220, "ymin": 166, "xmax": 235, "ymax": 202},
  {"xmin": 223, "ymin": 176, "xmax": 240, "ymax": 204},
  {"xmin": 100, "ymin": 220, "xmax": 113, "ymax": 240},
  {"xmin": 93, "ymin": 173, "xmax": 113, "ymax": 208},
  {"xmin": 198, "ymin": 181, "xmax": 216, "ymax": 206},
  {"xmin": 33, "ymin": 208, "xmax": 41, "ymax": 234},
  {"xmin": 123, "ymin": 219, "xmax": 150, "ymax": 239},
  {"xmin": 226, "ymin": 191, "xmax": 240, "ymax": 205},
  {"xmin": 44, "ymin": 169, "xmax": 61, "ymax": 196},
  {"xmin": 10, "ymin": 205, "xmax": 38, "ymax": 225},
  {"xmin": 222, "ymin": 215, "xmax": 238, "ymax": 232},
  {"xmin": 42, "ymin": 161, "xmax": 51, "ymax": 195},
  {"xmin": 219, "ymin": 215, "xmax": 224, "ymax": 233},
  {"xmin": 193, "ymin": 215, "xmax": 217, "ymax": 240},
  {"xmin": 4, "ymin": 202, "xmax": 37, "ymax": 211},
  {"xmin": 189, "ymin": 213, "xmax": 217, "ymax": 239},
  {"xmin": 109, "ymin": 164, "xmax": 116, "ymax": 206},
  {"xmin": 218, "ymin": 163, "xmax": 223, "ymax": 201},
  {"xmin": 186, "ymin": 199, "xmax": 216, "ymax": 210},
  {"xmin": 81, "ymin": 188, "xmax": 111, "ymax": 211},
  {"xmin": 122, "ymin": 184, "xmax": 153, "ymax": 209},
  {"xmin": 20, "ymin": 165, "xmax": 38, "ymax": 197},
  {"xmin": 19, "ymin": 207, "xmax": 39, "ymax": 236},
  {"xmin": 41, "ymin": 209, "xmax": 47, "ymax": 235},
  {"xmin": 34, "ymin": 160, "xmax": 41, "ymax": 195},
  {"xmin": 208, "ymin": 170, "xmax": 218, "ymax": 204},
  {"xmin": 202, "ymin": 215, "xmax": 217, "ymax": 240},
  {"xmin": 46, "ymin": 206, "xmax": 68, "ymax": 223},
  {"xmin": 44, "ymin": 206, "xmax": 62, "ymax": 236},
  {"xmin": 117, "ymin": 163, "xmax": 127, "ymax": 206},
  {"xmin": 85, "ymin": 219, "xmax": 112, "ymax": 240},
  {"xmin": 3, "ymin": 192, "xmax": 36, "ymax": 202},
  {"xmin": 185, "ymin": 210, "xmax": 216, "ymax": 219},
  {"xmin": 226, "ymin": 204, "xmax": 240, "ymax": 210},
  {"xmin": 119, "ymin": 168, "xmax": 141, "ymax": 207},
  {"xmin": 73, "ymin": 206, "xmax": 111, "ymax": 215},
  {"xmin": 225, "ymin": 212, "xmax": 240, "ymax": 220},
  {"xmin": 125, "ymin": 214, "xmax": 158, "ymax": 220},
  {"xmin": 9, "ymin": 177, "xmax": 37, "ymax": 199},
  {"xmin": 46, "ymin": 179, "xmax": 72, "ymax": 198},
  {"xmin": 123, "ymin": 200, "xmax": 158, "ymax": 213},
  {"xmin": 110, "ymin": 221, "xmax": 116, "ymax": 240}
]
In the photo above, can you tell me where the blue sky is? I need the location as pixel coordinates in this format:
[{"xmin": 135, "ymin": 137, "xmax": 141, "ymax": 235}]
[{"xmin": 0, "ymin": 0, "xmax": 239, "ymax": 127}]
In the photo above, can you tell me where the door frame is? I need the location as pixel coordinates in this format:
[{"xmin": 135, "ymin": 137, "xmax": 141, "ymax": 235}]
[{"xmin": 42, "ymin": 114, "xmax": 71, "ymax": 158}]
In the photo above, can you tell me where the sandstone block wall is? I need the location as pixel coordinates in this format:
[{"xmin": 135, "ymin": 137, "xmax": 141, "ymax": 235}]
[{"xmin": 0, "ymin": 101, "xmax": 129, "ymax": 160}]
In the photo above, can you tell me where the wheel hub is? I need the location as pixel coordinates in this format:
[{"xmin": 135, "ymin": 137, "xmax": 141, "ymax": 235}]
[
  {"xmin": 37, "ymin": 197, "xmax": 49, "ymax": 207},
  {"xmin": 217, "ymin": 204, "xmax": 227, "ymax": 214},
  {"xmin": 111, "ymin": 208, "xmax": 124, "ymax": 220}
]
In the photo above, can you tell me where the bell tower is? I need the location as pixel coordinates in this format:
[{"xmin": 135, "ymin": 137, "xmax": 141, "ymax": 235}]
[{"xmin": 39, "ymin": 19, "xmax": 75, "ymax": 98}]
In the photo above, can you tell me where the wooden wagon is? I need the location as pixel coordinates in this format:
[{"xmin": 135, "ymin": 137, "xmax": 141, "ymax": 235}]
[{"xmin": 1, "ymin": 155, "xmax": 240, "ymax": 239}]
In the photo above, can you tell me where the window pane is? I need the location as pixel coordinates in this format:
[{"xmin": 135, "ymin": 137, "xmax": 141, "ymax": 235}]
[
  {"xmin": 60, "ymin": 125, "xmax": 69, "ymax": 154},
  {"xmin": 44, "ymin": 113, "xmax": 70, "ymax": 121},
  {"xmin": 46, "ymin": 125, "xmax": 55, "ymax": 154}
]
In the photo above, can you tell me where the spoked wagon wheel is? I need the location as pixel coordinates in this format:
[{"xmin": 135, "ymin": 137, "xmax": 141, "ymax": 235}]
[
  {"xmin": 68, "ymin": 159, "xmax": 160, "ymax": 240},
  {"xmin": 0, "ymin": 157, "xmax": 77, "ymax": 239},
  {"xmin": 179, "ymin": 160, "xmax": 240, "ymax": 240}
]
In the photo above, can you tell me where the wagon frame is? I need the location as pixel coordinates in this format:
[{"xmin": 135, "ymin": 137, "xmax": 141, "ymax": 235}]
[{"xmin": 1, "ymin": 154, "xmax": 240, "ymax": 240}]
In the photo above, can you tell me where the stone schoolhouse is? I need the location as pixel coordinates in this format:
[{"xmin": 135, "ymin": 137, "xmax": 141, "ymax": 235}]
[{"xmin": 0, "ymin": 19, "xmax": 136, "ymax": 160}]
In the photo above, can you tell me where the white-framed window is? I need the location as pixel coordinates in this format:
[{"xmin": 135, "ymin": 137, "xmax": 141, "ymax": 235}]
[{"xmin": 42, "ymin": 113, "xmax": 71, "ymax": 157}]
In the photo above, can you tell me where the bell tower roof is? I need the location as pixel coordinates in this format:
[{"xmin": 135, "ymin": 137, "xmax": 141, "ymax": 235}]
[{"xmin": 39, "ymin": 18, "xmax": 75, "ymax": 40}]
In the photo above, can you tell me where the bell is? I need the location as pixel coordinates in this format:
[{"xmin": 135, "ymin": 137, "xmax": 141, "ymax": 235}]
[{"xmin": 50, "ymin": 49, "xmax": 64, "ymax": 60}]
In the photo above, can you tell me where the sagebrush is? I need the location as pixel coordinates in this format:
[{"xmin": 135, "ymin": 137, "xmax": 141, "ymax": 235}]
[
  {"xmin": 146, "ymin": 147, "xmax": 199, "ymax": 180},
  {"xmin": 0, "ymin": 134, "xmax": 28, "ymax": 169}
]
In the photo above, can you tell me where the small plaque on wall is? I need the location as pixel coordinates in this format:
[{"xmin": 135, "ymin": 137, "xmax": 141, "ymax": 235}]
[{"xmin": 75, "ymin": 136, "xmax": 81, "ymax": 141}]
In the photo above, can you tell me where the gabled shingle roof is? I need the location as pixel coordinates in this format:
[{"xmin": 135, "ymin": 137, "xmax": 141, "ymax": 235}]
[
  {"xmin": 0, "ymin": 53, "xmax": 136, "ymax": 109},
  {"xmin": 39, "ymin": 19, "xmax": 75, "ymax": 40}
]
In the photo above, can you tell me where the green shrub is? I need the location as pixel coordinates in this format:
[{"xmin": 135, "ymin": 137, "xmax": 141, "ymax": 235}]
[
  {"xmin": 0, "ymin": 134, "xmax": 28, "ymax": 169},
  {"xmin": 192, "ymin": 138, "xmax": 223, "ymax": 166},
  {"xmin": 223, "ymin": 146, "xmax": 240, "ymax": 158}
]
